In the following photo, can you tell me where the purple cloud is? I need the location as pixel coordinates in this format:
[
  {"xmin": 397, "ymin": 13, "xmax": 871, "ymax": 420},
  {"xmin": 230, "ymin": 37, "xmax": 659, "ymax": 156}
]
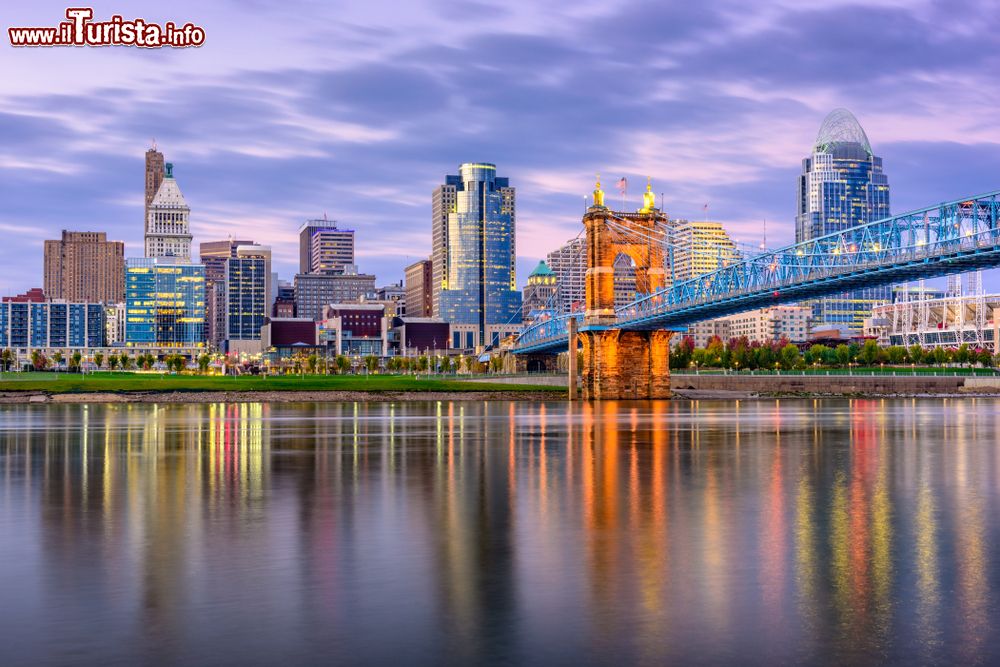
[{"xmin": 2, "ymin": 0, "xmax": 1000, "ymax": 296}]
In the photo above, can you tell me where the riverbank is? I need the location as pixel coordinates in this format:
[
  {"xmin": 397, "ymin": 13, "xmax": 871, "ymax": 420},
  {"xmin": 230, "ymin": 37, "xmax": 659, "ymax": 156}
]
[
  {"xmin": 0, "ymin": 373, "xmax": 566, "ymax": 404},
  {"xmin": 4, "ymin": 372, "xmax": 999, "ymax": 404},
  {"xmin": 467, "ymin": 372, "xmax": 1000, "ymax": 399},
  {"xmin": 0, "ymin": 372, "xmax": 562, "ymax": 392},
  {"xmin": 0, "ymin": 389, "xmax": 563, "ymax": 404},
  {"xmin": 669, "ymin": 372, "xmax": 999, "ymax": 397}
]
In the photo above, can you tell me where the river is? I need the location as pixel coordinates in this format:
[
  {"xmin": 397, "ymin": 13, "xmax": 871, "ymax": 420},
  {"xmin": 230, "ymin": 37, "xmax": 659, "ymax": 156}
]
[{"xmin": 1, "ymin": 398, "xmax": 998, "ymax": 665}]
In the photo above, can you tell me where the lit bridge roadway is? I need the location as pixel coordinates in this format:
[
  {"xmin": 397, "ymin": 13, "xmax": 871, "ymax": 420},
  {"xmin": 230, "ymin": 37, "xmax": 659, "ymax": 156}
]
[{"xmin": 514, "ymin": 190, "xmax": 1000, "ymax": 355}]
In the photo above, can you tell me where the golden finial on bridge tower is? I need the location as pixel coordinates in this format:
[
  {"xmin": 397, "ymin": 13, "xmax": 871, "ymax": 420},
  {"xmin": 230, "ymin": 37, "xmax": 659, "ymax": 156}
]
[
  {"xmin": 593, "ymin": 174, "xmax": 606, "ymax": 208},
  {"xmin": 641, "ymin": 176, "xmax": 656, "ymax": 213}
]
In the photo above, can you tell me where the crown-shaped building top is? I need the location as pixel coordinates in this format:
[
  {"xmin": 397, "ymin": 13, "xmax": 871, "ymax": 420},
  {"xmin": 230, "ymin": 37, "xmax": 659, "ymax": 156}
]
[
  {"xmin": 149, "ymin": 173, "xmax": 189, "ymax": 210},
  {"xmin": 145, "ymin": 162, "xmax": 193, "ymax": 261}
]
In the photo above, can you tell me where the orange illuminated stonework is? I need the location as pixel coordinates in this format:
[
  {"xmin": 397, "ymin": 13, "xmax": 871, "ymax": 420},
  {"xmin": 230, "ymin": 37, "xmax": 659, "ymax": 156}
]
[
  {"xmin": 581, "ymin": 200, "xmax": 672, "ymax": 399},
  {"xmin": 580, "ymin": 329, "xmax": 672, "ymax": 399}
]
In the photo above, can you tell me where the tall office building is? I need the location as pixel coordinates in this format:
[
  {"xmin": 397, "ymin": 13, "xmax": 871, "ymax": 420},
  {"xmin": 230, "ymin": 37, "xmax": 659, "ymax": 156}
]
[
  {"xmin": 671, "ymin": 221, "xmax": 740, "ymax": 283},
  {"xmin": 145, "ymin": 163, "xmax": 193, "ymax": 261},
  {"xmin": 225, "ymin": 245, "xmax": 270, "ymax": 348},
  {"xmin": 404, "ymin": 258, "xmax": 433, "ymax": 317},
  {"xmin": 144, "ymin": 146, "xmax": 165, "ymax": 228},
  {"xmin": 432, "ymin": 163, "xmax": 521, "ymax": 347},
  {"xmin": 547, "ymin": 237, "xmax": 586, "ymax": 313},
  {"xmin": 293, "ymin": 270, "xmax": 377, "ymax": 321},
  {"xmin": 431, "ymin": 181, "xmax": 458, "ymax": 317},
  {"xmin": 200, "ymin": 238, "xmax": 256, "ymax": 348},
  {"xmin": 125, "ymin": 257, "xmax": 206, "ymax": 349},
  {"xmin": 796, "ymin": 108, "xmax": 891, "ymax": 332},
  {"xmin": 299, "ymin": 218, "xmax": 355, "ymax": 274},
  {"xmin": 43, "ymin": 231, "xmax": 125, "ymax": 303},
  {"xmin": 200, "ymin": 239, "xmax": 256, "ymax": 281}
]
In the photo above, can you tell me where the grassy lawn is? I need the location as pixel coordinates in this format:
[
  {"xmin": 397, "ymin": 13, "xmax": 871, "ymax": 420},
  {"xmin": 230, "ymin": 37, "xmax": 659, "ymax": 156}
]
[{"xmin": 0, "ymin": 372, "xmax": 564, "ymax": 395}]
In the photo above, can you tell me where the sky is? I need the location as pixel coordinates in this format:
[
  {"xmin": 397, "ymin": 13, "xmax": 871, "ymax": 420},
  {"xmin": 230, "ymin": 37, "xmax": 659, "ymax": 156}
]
[{"xmin": 3, "ymin": 0, "xmax": 1000, "ymax": 296}]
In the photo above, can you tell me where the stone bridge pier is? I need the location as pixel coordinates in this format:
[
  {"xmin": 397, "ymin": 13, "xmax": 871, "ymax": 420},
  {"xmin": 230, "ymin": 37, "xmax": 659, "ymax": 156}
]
[
  {"xmin": 580, "ymin": 178, "xmax": 673, "ymax": 400},
  {"xmin": 581, "ymin": 329, "xmax": 672, "ymax": 399}
]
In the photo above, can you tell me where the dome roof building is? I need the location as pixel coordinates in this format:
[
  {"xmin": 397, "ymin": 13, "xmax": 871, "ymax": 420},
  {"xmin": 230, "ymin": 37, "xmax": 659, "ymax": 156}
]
[
  {"xmin": 527, "ymin": 260, "xmax": 556, "ymax": 283},
  {"xmin": 522, "ymin": 260, "xmax": 559, "ymax": 324},
  {"xmin": 814, "ymin": 108, "xmax": 873, "ymax": 156},
  {"xmin": 795, "ymin": 108, "xmax": 892, "ymax": 334}
]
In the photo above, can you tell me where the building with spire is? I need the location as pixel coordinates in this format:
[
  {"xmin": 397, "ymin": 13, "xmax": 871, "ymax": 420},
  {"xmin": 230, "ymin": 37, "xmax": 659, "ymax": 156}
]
[
  {"xmin": 432, "ymin": 163, "xmax": 521, "ymax": 349},
  {"xmin": 521, "ymin": 260, "xmax": 558, "ymax": 322},
  {"xmin": 796, "ymin": 108, "xmax": 891, "ymax": 333},
  {"xmin": 144, "ymin": 163, "xmax": 193, "ymax": 261}
]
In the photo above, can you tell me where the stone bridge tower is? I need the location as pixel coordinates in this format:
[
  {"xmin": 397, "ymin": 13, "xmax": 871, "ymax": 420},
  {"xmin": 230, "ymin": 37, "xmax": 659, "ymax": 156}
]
[{"xmin": 580, "ymin": 178, "xmax": 673, "ymax": 399}]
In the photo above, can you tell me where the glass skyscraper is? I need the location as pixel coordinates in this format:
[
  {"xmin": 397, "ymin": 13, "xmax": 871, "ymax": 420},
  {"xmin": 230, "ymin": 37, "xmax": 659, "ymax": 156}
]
[
  {"xmin": 433, "ymin": 163, "xmax": 522, "ymax": 348},
  {"xmin": 796, "ymin": 108, "xmax": 891, "ymax": 333},
  {"xmin": 226, "ymin": 246, "xmax": 269, "ymax": 342},
  {"xmin": 125, "ymin": 258, "xmax": 206, "ymax": 348}
]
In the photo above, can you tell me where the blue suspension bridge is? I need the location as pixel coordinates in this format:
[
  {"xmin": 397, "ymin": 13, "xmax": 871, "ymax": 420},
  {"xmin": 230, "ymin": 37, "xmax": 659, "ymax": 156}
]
[{"xmin": 514, "ymin": 189, "xmax": 1000, "ymax": 355}]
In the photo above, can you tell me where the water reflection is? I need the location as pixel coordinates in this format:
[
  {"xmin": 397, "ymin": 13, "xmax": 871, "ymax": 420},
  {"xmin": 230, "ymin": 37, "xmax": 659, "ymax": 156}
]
[{"xmin": 1, "ymin": 398, "xmax": 1000, "ymax": 665}]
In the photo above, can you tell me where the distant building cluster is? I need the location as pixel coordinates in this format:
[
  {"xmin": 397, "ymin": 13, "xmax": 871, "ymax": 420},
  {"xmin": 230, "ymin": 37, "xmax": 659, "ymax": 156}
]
[
  {"xmin": 2, "ymin": 107, "xmax": 994, "ymax": 367},
  {"xmin": 1, "ymin": 153, "xmax": 527, "ymax": 366}
]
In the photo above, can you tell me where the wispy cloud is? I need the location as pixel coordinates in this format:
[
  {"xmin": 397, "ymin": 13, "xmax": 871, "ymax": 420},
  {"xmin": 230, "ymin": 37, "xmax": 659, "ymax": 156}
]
[{"xmin": 2, "ymin": 0, "xmax": 999, "ymax": 293}]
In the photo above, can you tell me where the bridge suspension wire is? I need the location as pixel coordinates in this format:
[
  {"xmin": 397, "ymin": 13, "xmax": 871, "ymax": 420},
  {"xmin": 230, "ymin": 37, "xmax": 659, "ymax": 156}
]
[
  {"xmin": 603, "ymin": 215, "xmax": 967, "ymax": 269},
  {"xmin": 515, "ymin": 189, "xmax": 1000, "ymax": 352},
  {"xmin": 603, "ymin": 211, "xmax": 868, "ymax": 264}
]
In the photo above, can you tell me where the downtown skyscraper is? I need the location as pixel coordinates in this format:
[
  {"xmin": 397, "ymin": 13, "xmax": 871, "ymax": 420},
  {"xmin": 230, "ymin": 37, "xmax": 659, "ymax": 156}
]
[
  {"xmin": 43, "ymin": 231, "xmax": 125, "ymax": 303},
  {"xmin": 432, "ymin": 163, "xmax": 521, "ymax": 349},
  {"xmin": 299, "ymin": 218, "xmax": 355, "ymax": 274},
  {"xmin": 200, "ymin": 238, "xmax": 255, "ymax": 349},
  {"xmin": 796, "ymin": 108, "xmax": 891, "ymax": 333},
  {"xmin": 144, "ymin": 162, "xmax": 193, "ymax": 261},
  {"xmin": 144, "ymin": 146, "xmax": 165, "ymax": 227}
]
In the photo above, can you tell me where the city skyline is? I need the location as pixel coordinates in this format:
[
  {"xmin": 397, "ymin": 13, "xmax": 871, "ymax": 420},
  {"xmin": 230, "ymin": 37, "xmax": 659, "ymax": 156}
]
[{"xmin": 3, "ymin": 1, "xmax": 1000, "ymax": 297}]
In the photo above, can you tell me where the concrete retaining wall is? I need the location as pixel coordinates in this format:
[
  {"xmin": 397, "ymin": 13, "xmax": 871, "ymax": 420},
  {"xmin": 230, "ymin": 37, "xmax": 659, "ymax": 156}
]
[
  {"xmin": 461, "ymin": 375, "xmax": 569, "ymax": 387},
  {"xmin": 464, "ymin": 373, "xmax": 995, "ymax": 395},
  {"xmin": 963, "ymin": 377, "xmax": 1000, "ymax": 390},
  {"xmin": 670, "ymin": 373, "xmax": 967, "ymax": 394}
]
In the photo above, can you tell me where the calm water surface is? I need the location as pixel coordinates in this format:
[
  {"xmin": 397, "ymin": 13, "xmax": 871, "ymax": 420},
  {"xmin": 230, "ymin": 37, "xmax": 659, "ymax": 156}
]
[{"xmin": 2, "ymin": 398, "xmax": 1000, "ymax": 666}]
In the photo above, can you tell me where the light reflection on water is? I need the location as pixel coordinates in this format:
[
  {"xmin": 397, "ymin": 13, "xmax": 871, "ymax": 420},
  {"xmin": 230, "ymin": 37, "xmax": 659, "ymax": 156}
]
[{"xmin": 1, "ymin": 398, "xmax": 1000, "ymax": 666}]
